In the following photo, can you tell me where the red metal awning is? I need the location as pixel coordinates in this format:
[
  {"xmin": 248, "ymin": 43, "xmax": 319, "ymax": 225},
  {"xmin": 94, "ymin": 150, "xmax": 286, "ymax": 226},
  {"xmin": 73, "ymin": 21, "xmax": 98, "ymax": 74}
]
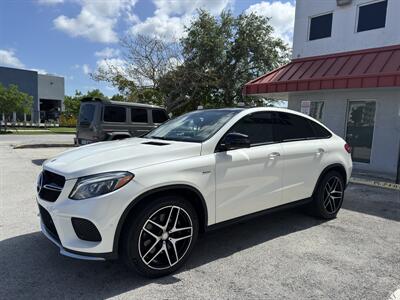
[{"xmin": 243, "ymin": 44, "xmax": 400, "ymax": 96}]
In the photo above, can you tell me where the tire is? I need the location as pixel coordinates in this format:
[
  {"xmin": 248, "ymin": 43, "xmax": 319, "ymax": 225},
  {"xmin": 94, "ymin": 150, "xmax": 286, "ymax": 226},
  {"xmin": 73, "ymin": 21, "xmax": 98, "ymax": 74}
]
[
  {"xmin": 311, "ymin": 171, "xmax": 345, "ymax": 219},
  {"xmin": 121, "ymin": 195, "xmax": 199, "ymax": 278}
]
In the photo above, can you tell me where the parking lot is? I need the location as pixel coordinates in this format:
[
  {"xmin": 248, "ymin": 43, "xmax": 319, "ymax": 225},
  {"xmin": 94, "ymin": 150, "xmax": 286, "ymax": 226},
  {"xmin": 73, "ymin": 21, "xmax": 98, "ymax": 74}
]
[{"xmin": 0, "ymin": 136, "xmax": 399, "ymax": 299}]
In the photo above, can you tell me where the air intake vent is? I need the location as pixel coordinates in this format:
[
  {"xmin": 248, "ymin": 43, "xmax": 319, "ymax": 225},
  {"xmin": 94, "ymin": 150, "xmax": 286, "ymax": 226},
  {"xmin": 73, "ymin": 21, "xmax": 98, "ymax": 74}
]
[
  {"xmin": 142, "ymin": 141, "xmax": 169, "ymax": 146},
  {"xmin": 337, "ymin": 0, "xmax": 352, "ymax": 6}
]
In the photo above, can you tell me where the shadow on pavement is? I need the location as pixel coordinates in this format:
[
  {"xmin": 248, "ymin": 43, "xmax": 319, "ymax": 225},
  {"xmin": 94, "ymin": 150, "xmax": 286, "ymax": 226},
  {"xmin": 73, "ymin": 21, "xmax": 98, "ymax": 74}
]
[{"xmin": 0, "ymin": 208, "xmax": 324, "ymax": 299}]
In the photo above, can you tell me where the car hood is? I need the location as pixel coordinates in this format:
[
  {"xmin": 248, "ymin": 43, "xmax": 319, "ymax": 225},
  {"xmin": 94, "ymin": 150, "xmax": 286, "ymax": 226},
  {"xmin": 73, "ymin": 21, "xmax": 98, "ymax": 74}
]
[{"xmin": 43, "ymin": 138, "xmax": 202, "ymax": 179}]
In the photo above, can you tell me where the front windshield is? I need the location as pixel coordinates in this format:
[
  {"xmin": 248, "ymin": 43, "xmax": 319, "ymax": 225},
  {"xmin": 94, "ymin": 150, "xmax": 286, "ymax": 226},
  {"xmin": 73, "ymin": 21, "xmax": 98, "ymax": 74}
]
[{"xmin": 144, "ymin": 109, "xmax": 242, "ymax": 142}]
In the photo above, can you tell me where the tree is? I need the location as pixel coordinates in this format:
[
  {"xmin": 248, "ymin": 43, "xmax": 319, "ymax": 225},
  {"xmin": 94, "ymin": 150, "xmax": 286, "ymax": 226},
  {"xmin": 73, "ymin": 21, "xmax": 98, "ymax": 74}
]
[
  {"xmin": 160, "ymin": 10, "xmax": 289, "ymax": 113},
  {"xmin": 93, "ymin": 10, "xmax": 290, "ymax": 114},
  {"xmin": 92, "ymin": 34, "xmax": 181, "ymax": 106},
  {"xmin": 0, "ymin": 84, "xmax": 33, "ymax": 132}
]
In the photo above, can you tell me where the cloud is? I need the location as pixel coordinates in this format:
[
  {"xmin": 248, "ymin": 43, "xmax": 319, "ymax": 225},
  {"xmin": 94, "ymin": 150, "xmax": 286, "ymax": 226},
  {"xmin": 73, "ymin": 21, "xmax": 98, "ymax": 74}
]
[
  {"xmin": 0, "ymin": 49, "xmax": 25, "ymax": 68},
  {"xmin": 96, "ymin": 58, "xmax": 126, "ymax": 74},
  {"xmin": 82, "ymin": 64, "xmax": 91, "ymax": 75},
  {"xmin": 245, "ymin": 1, "xmax": 295, "ymax": 45},
  {"xmin": 37, "ymin": 0, "xmax": 64, "ymax": 5},
  {"xmin": 130, "ymin": 0, "xmax": 233, "ymax": 42},
  {"xmin": 95, "ymin": 47, "xmax": 121, "ymax": 58},
  {"xmin": 53, "ymin": 0, "xmax": 138, "ymax": 43},
  {"xmin": 31, "ymin": 68, "xmax": 48, "ymax": 74}
]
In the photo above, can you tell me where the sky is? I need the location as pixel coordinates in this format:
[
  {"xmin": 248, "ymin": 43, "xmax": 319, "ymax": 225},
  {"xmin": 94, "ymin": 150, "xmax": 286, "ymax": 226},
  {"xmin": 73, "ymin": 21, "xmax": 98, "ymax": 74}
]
[{"xmin": 0, "ymin": 0, "xmax": 295, "ymax": 96}]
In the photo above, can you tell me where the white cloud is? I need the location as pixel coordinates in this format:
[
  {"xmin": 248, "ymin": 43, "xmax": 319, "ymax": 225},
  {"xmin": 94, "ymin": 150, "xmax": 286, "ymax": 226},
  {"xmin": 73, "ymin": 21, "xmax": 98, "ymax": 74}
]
[
  {"xmin": 37, "ymin": 0, "xmax": 64, "ymax": 5},
  {"xmin": 31, "ymin": 68, "xmax": 47, "ymax": 74},
  {"xmin": 53, "ymin": 0, "xmax": 138, "ymax": 43},
  {"xmin": 131, "ymin": 0, "xmax": 233, "ymax": 42},
  {"xmin": 245, "ymin": 1, "xmax": 295, "ymax": 45},
  {"xmin": 96, "ymin": 58, "xmax": 126, "ymax": 74},
  {"xmin": 82, "ymin": 64, "xmax": 91, "ymax": 75},
  {"xmin": 95, "ymin": 47, "xmax": 121, "ymax": 58},
  {"xmin": 0, "ymin": 49, "xmax": 25, "ymax": 68}
]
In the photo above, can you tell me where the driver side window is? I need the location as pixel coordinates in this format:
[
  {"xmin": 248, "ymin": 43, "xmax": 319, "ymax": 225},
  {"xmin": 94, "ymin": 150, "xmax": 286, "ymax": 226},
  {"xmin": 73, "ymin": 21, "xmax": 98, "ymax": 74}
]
[{"xmin": 227, "ymin": 112, "xmax": 277, "ymax": 146}]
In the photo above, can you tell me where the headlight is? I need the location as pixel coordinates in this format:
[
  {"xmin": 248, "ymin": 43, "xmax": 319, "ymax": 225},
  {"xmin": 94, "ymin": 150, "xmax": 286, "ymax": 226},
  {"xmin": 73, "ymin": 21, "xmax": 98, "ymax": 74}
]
[{"xmin": 69, "ymin": 171, "xmax": 134, "ymax": 200}]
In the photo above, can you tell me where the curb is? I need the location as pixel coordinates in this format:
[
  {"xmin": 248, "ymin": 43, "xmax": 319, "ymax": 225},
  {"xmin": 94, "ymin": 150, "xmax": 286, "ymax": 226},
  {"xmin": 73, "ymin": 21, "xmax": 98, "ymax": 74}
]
[
  {"xmin": 349, "ymin": 177, "xmax": 400, "ymax": 191},
  {"xmin": 13, "ymin": 143, "xmax": 75, "ymax": 149}
]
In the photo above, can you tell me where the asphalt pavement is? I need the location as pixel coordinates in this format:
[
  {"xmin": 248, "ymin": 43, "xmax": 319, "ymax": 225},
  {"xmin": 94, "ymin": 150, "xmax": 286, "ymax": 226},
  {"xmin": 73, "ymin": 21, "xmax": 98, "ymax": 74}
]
[{"xmin": 0, "ymin": 135, "xmax": 399, "ymax": 299}]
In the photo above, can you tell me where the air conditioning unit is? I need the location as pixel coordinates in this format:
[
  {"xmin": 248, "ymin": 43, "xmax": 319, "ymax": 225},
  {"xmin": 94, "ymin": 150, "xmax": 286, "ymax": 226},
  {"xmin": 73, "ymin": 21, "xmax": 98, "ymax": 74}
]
[{"xmin": 337, "ymin": 0, "xmax": 352, "ymax": 6}]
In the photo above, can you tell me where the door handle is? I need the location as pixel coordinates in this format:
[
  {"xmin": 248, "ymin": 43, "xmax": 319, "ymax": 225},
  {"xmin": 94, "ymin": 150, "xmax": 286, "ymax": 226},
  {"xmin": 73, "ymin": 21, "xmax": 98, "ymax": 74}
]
[
  {"xmin": 316, "ymin": 148, "xmax": 325, "ymax": 155},
  {"xmin": 268, "ymin": 152, "xmax": 281, "ymax": 159}
]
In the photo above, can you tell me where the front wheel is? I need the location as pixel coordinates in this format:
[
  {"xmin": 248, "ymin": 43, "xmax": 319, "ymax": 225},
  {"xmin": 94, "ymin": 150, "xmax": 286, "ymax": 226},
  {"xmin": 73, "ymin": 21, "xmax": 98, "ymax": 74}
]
[
  {"xmin": 311, "ymin": 171, "xmax": 345, "ymax": 219},
  {"xmin": 121, "ymin": 196, "xmax": 199, "ymax": 278}
]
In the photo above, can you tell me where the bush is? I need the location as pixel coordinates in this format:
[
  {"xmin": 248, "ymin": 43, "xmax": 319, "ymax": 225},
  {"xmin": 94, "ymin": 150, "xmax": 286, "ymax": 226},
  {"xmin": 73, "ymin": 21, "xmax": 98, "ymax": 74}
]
[{"xmin": 60, "ymin": 114, "xmax": 77, "ymax": 127}]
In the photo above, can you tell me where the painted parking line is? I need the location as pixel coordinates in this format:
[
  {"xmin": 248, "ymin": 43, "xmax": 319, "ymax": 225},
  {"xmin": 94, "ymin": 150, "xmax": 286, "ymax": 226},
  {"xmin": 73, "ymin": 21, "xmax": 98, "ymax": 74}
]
[{"xmin": 350, "ymin": 178, "xmax": 400, "ymax": 191}]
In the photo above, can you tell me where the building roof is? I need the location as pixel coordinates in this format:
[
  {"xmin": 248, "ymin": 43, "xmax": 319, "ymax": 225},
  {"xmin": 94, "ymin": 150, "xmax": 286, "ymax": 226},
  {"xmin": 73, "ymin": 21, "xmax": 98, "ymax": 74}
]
[{"xmin": 243, "ymin": 44, "xmax": 400, "ymax": 96}]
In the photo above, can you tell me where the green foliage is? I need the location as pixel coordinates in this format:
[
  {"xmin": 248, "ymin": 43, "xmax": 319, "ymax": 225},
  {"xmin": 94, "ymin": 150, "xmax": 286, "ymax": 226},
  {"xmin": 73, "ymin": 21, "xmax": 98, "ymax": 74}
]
[
  {"xmin": 0, "ymin": 83, "xmax": 33, "ymax": 115},
  {"xmin": 160, "ymin": 10, "xmax": 289, "ymax": 113}
]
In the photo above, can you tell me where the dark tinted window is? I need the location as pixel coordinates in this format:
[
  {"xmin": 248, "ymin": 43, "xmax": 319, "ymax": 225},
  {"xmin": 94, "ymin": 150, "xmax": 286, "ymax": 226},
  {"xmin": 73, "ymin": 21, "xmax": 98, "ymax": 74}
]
[
  {"xmin": 276, "ymin": 113, "xmax": 315, "ymax": 141},
  {"xmin": 79, "ymin": 103, "xmax": 95, "ymax": 125},
  {"xmin": 103, "ymin": 106, "xmax": 126, "ymax": 122},
  {"xmin": 131, "ymin": 108, "xmax": 148, "ymax": 123},
  {"xmin": 152, "ymin": 109, "xmax": 168, "ymax": 123},
  {"xmin": 309, "ymin": 120, "xmax": 332, "ymax": 138},
  {"xmin": 309, "ymin": 13, "xmax": 333, "ymax": 40},
  {"xmin": 357, "ymin": 0, "xmax": 387, "ymax": 32},
  {"xmin": 228, "ymin": 112, "xmax": 276, "ymax": 145}
]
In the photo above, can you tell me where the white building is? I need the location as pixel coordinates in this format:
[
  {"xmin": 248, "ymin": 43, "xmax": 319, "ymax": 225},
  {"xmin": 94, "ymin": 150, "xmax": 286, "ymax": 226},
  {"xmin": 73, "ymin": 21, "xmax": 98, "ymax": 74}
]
[{"xmin": 244, "ymin": 0, "xmax": 400, "ymax": 182}]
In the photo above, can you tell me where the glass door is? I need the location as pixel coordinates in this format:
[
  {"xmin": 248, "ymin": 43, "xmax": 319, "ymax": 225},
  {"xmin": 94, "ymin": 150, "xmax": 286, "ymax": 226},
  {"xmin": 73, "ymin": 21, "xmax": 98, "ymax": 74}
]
[{"xmin": 345, "ymin": 101, "xmax": 376, "ymax": 163}]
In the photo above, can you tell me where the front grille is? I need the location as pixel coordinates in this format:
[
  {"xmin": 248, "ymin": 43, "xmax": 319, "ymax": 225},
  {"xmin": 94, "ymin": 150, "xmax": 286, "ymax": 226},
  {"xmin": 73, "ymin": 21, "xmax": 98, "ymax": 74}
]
[
  {"xmin": 38, "ymin": 170, "xmax": 65, "ymax": 202},
  {"xmin": 39, "ymin": 204, "xmax": 60, "ymax": 243}
]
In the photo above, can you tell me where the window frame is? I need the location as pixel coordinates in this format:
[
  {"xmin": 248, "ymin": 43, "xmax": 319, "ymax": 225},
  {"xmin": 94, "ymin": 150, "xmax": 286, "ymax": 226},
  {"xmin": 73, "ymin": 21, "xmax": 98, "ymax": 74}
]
[
  {"xmin": 355, "ymin": 0, "xmax": 387, "ymax": 33},
  {"xmin": 308, "ymin": 12, "xmax": 333, "ymax": 41},
  {"xmin": 102, "ymin": 105, "xmax": 127, "ymax": 123}
]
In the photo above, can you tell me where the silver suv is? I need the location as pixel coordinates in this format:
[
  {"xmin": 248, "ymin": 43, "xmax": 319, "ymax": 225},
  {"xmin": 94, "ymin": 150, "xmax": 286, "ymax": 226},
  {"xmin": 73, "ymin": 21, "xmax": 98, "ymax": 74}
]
[{"xmin": 75, "ymin": 98, "xmax": 168, "ymax": 145}]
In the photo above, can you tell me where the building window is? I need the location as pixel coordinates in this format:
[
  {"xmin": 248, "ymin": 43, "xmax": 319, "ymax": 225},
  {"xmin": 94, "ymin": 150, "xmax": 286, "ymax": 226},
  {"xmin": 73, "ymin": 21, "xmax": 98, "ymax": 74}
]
[
  {"xmin": 345, "ymin": 101, "xmax": 376, "ymax": 163},
  {"xmin": 309, "ymin": 13, "xmax": 333, "ymax": 41},
  {"xmin": 300, "ymin": 101, "xmax": 324, "ymax": 121},
  {"xmin": 357, "ymin": 0, "xmax": 387, "ymax": 32}
]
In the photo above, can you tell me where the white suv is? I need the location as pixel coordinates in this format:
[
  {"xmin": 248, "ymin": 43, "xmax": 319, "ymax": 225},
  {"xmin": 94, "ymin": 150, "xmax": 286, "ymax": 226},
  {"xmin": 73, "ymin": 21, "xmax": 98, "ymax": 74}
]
[{"xmin": 37, "ymin": 107, "xmax": 352, "ymax": 277}]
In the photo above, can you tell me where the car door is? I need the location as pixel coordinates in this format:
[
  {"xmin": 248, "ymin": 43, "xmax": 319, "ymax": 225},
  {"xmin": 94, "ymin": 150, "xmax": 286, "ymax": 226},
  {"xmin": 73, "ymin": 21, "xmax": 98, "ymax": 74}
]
[
  {"xmin": 275, "ymin": 112, "xmax": 327, "ymax": 203},
  {"xmin": 215, "ymin": 112, "xmax": 284, "ymax": 223}
]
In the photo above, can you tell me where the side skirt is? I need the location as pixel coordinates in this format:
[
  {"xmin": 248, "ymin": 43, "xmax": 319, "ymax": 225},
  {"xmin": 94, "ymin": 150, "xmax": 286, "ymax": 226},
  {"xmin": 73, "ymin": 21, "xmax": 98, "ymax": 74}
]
[{"xmin": 205, "ymin": 198, "xmax": 313, "ymax": 232}]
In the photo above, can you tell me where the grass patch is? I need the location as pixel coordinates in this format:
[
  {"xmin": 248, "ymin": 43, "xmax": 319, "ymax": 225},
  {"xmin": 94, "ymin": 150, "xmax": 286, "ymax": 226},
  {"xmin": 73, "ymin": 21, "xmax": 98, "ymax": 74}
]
[{"xmin": 0, "ymin": 127, "xmax": 76, "ymax": 135}]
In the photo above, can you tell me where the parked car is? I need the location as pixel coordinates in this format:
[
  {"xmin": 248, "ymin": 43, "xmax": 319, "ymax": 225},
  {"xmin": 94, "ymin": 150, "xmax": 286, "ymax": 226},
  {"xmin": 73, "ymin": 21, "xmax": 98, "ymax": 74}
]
[
  {"xmin": 37, "ymin": 107, "xmax": 352, "ymax": 277},
  {"xmin": 75, "ymin": 97, "xmax": 169, "ymax": 145}
]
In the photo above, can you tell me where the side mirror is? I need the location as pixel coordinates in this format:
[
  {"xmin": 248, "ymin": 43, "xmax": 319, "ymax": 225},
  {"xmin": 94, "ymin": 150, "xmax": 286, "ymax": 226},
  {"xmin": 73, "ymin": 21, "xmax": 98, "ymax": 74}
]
[{"xmin": 220, "ymin": 132, "xmax": 250, "ymax": 151}]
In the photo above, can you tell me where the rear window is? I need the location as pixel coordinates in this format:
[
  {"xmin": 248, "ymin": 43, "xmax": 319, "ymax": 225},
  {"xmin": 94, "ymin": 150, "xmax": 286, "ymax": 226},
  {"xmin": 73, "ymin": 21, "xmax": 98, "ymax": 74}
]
[
  {"xmin": 309, "ymin": 121, "xmax": 332, "ymax": 138},
  {"xmin": 131, "ymin": 108, "xmax": 148, "ymax": 123},
  {"xmin": 152, "ymin": 109, "xmax": 168, "ymax": 123},
  {"xmin": 103, "ymin": 106, "xmax": 126, "ymax": 122},
  {"xmin": 276, "ymin": 112, "xmax": 315, "ymax": 141},
  {"xmin": 79, "ymin": 104, "xmax": 95, "ymax": 125}
]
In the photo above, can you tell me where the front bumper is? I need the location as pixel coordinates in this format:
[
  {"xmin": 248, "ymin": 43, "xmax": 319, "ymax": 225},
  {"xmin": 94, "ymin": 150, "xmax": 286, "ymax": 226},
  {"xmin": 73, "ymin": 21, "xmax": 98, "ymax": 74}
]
[
  {"xmin": 40, "ymin": 220, "xmax": 105, "ymax": 261},
  {"xmin": 37, "ymin": 177, "xmax": 143, "ymax": 260}
]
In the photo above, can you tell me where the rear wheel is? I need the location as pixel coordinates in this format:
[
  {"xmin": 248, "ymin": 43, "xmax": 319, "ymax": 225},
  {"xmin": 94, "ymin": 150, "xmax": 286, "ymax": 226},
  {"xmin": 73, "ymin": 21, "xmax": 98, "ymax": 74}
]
[
  {"xmin": 312, "ymin": 171, "xmax": 345, "ymax": 219},
  {"xmin": 121, "ymin": 196, "xmax": 198, "ymax": 277}
]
